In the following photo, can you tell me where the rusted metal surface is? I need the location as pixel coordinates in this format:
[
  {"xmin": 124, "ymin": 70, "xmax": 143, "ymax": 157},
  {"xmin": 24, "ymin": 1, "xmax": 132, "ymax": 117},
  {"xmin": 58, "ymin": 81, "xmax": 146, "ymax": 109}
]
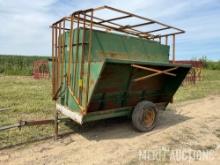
[
  {"xmin": 32, "ymin": 60, "xmax": 49, "ymax": 79},
  {"xmin": 60, "ymin": 20, "xmax": 65, "ymax": 86},
  {"xmin": 133, "ymin": 66, "xmax": 178, "ymax": 82},
  {"xmin": 0, "ymin": 119, "xmax": 54, "ymax": 131},
  {"xmin": 131, "ymin": 64, "xmax": 176, "ymax": 77},
  {"xmin": 86, "ymin": 61, "xmax": 189, "ymax": 113},
  {"xmin": 54, "ymin": 111, "xmax": 58, "ymax": 140},
  {"xmin": 68, "ymin": 15, "xmax": 74, "ymax": 87},
  {"xmin": 172, "ymin": 35, "xmax": 176, "ymax": 63},
  {"xmin": 50, "ymin": 5, "xmax": 185, "ymax": 102},
  {"xmin": 73, "ymin": 13, "xmax": 80, "ymax": 94},
  {"xmin": 79, "ymin": 13, "xmax": 86, "ymax": 104},
  {"xmin": 52, "ymin": 27, "xmax": 55, "ymax": 95},
  {"xmin": 170, "ymin": 60, "xmax": 204, "ymax": 85},
  {"xmin": 174, "ymin": 60, "xmax": 204, "ymax": 68},
  {"xmin": 50, "ymin": 6, "xmax": 190, "ymax": 123},
  {"xmin": 86, "ymin": 9, "xmax": 94, "ymax": 105},
  {"xmin": 144, "ymin": 110, "xmax": 155, "ymax": 127}
]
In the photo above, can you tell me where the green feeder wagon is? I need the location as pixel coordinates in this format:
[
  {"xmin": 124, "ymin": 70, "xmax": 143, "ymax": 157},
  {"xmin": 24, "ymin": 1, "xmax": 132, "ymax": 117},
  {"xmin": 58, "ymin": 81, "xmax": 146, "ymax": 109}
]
[{"xmin": 51, "ymin": 6, "xmax": 191, "ymax": 133}]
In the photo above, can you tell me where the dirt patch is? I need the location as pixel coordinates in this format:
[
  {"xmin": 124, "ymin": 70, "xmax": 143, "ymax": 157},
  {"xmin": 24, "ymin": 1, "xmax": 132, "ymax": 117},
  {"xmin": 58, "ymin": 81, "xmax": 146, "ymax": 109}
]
[{"xmin": 0, "ymin": 95, "xmax": 220, "ymax": 165}]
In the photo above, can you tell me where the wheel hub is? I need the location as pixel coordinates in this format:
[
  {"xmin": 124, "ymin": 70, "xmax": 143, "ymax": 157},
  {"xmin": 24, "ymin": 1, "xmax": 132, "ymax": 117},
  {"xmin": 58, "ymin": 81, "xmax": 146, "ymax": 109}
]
[{"xmin": 144, "ymin": 110, "xmax": 155, "ymax": 127}]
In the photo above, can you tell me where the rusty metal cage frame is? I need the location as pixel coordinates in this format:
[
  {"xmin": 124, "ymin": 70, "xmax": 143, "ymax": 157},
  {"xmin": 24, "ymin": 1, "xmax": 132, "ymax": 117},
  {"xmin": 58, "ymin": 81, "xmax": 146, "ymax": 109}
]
[
  {"xmin": 173, "ymin": 60, "xmax": 204, "ymax": 85},
  {"xmin": 32, "ymin": 60, "xmax": 49, "ymax": 79},
  {"xmin": 51, "ymin": 5, "xmax": 185, "ymax": 108}
]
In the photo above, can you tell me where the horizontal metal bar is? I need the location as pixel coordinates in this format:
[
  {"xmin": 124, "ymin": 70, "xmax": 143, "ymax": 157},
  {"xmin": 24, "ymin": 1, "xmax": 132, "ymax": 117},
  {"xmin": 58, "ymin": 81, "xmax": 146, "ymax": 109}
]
[
  {"xmin": 72, "ymin": 42, "xmax": 89, "ymax": 46},
  {"xmin": 50, "ymin": 26, "xmax": 70, "ymax": 30},
  {"xmin": 98, "ymin": 15, "xmax": 132, "ymax": 24},
  {"xmin": 76, "ymin": 10, "xmax": 181, "ymax": 38},
  {"xmin": 55, "ymin": 42, "xmax": 88, "ymax": 48},
  {"xmin": 0, "ymin": 123, "xmax": 21, "ymax": 131},
  {"xmin": 74, "ymin": 15, "xmax": 152, "ymax": 39},
  {"xmin": 72, "ymin": 8, "xmax": 93, "ymax": 16},
  {"xmin": 104, "ymin": 5, "xmax": 185, "ymax": 33},
  {"xmin": 119, "ymin": 22, "xmax": 154, "ymax": 30},
  {"xmin": 24, "ymin": 120, "xmax": 54, "ymax": 126},
  {"xmin": 79, "ymin": 13, "xmax": 145, "ymax": 35},
  {"xmin": 152, "ymin": 31, "xmax": 184, "ymax": 38},
  {"xmin": 83, "ymin": 106, "xmax": 133, "ymax": 122},
  {"xmin": 51, "ymin": 5, "xmax": 185, "ymax": 48},
  {"xmin": 133, "ymin": 67, "xmax": 178, "ymax": 82},
  {"xmin": 93, "ymin": 6, "xmax": 107, "ymax": 11},
  {"xmin": 131, "ymin": 64, "xmax": 176, "ymax": 76},
  {"xmin": 0, "ymin": 119, "xmax": 54, "ymax": 131},
  {"xmin": 52, "ymin": 17, "xmax": 68, "ymax": 26},
  {"xmin": 144, "ymin": 27, "xmax": 170, "ymax": 34},
  {"xmin": 56, "ymin": 45, "xmax": 67, "ymax": 48},
  {"xmin": 0, "ymin": 107, "xmax": 11, "ymax": 112}
]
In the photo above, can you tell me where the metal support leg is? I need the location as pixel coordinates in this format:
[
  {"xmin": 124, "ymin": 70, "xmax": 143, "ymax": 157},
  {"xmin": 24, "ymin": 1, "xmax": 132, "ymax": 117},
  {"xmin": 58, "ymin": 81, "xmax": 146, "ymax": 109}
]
[
  {"xmin": 54, "ymin": 110, "xmax": 59, "ymax": 140},
  {"xmin": 172, "ymin": 34, "xmax": 176, "ymax": 63}
]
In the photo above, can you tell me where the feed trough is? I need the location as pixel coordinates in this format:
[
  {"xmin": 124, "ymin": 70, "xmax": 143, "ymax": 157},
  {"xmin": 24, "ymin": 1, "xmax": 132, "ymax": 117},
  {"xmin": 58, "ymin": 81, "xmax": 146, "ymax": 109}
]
[{"xmin": 50, "ymin": 6, "xmax": 191, "ymax": 132}]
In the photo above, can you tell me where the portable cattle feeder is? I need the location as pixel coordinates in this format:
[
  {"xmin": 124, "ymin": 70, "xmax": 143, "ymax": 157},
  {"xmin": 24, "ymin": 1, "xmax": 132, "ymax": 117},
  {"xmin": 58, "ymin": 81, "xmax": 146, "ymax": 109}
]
[{"xmin": 51, "ymin": 6, "xmax": 191, "ymax": 136}]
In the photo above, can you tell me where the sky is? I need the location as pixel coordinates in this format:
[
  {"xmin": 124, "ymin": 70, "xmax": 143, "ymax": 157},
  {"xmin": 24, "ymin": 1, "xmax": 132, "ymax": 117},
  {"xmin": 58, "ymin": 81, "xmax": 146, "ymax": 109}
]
[{"xmin": 0, "ymin": 0, "xmax": 219, "ymax": 60}]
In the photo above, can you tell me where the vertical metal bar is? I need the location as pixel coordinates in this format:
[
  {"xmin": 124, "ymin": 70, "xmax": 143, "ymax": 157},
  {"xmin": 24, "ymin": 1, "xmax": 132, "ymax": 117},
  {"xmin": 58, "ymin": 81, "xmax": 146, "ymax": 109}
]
[
  {"xmin": 57, "ymin": 22, "xmax": 61, "ymax": 89},
  {"xmin": 54, "ymin": 24, "xmax": 59, "ymax": 139},
  {"xmin": 52, "ymin": 27, "xmax": 55, "ymax": 96},
  {"xmin": 165, "ymin": 36, "xmax": 168, "ymax": 45},
  {"xmin": 79, "ymin": 13, "xmax": 86, "ymax": 105},
  {"xmin": 54, "ymin": 110, "xmax": 58, "ymax": 140},
  {"xmin": 55, "ymin": 25, "xmax": 58, "ymax": 93},
  {"xmin": 86, "ymin": 9, "xmax": 93, "ymax": 106},
  {"xmin": 172, "ymin": 34, "xmax": 175, "ymax": 63},
  {"xmin": 61, "ymin": 20, "xmax": 65, "ymax": 85},
  {"xmin": 68, "ymin": 15, "xmax": 74, "ymax": 86},
  {"xmin": 73, "ymin": 13, "xmax": 80, "ymax": 95},
  {"xmin": 159, "ymin": 37, "xmax": 161, "ymax": 44},
  {"xmin": 193, "ymin": 68, "xmax": 196, "ymax": 85}
]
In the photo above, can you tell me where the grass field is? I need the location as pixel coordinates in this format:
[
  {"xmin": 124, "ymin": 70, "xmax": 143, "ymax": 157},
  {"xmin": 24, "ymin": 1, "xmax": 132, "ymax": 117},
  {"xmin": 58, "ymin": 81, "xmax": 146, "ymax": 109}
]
[
  {"xmin": 0, "ymin": 69, "xmax": 220, "ymax": 148},
  {"xmin": 0, "ymin": 55, "xmax": 49, "ymax": 75},
  {"xmin": 0, "ymin": 76, "xmax": 55, "ymax": 148},
  {"xmin": 174, "ymin": 69, "xmax": 220, "ymax": 102}
]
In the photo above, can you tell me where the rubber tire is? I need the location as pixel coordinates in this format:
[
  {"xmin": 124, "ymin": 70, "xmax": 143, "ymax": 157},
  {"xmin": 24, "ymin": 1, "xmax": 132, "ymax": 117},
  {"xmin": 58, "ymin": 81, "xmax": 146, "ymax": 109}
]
[{"xmin": 132, "ymin": 101, "xmax": 158, "ymax": 132}]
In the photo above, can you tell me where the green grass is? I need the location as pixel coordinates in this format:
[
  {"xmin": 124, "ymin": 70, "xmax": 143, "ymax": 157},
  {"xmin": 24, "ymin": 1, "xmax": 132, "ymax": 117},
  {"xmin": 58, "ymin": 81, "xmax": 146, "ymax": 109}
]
[
  {"xmin": 0, "ymin": 76, "xmax": 55, "ymax": 148},
  {"xmin": 0, "ymin": 55, "xmax": 49, "ymax": 75},
  {"xmin": 174, "ymin": 69, "xmax": 220, "ymax": 102},
  {"xmin": 0, "ymin": 69, "xmax": 219, "ymax": 148}
]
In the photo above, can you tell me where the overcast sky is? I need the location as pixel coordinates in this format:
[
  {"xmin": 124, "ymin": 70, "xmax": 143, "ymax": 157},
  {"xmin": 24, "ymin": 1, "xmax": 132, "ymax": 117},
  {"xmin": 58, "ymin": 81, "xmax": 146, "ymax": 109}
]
[{"xmin": 0, "ymin": 0, "xmax": 219, "ymax": 60}]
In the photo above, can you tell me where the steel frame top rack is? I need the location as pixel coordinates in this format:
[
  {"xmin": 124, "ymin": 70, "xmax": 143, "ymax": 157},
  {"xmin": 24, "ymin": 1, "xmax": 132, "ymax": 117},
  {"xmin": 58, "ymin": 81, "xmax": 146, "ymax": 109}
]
[
  {"xmin": 52, "ymin": 5, "xmax": 184, "ymax": 39},
  {"xmin": 51, "ymin": 6, "xmax": 185, "ymax": 62}
]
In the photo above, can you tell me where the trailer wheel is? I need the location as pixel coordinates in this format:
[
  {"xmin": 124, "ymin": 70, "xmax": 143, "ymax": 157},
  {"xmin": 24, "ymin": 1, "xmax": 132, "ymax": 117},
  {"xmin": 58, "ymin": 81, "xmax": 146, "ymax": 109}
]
[{"xmin": 132, "ymin": 101, "xmax": 158, "ymax": 132}]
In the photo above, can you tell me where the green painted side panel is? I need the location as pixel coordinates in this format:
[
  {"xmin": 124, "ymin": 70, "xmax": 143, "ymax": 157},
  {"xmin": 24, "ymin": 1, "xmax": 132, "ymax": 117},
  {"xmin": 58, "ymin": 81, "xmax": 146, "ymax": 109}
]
[
  {"xmin": 54, "ymin": 28, "xmax": 189, "ymax": 121},
  {"xmin": 87, "ymin": 61, "xmax": 191, "ymax": 112},
  {"xmin": 89, "ymin": 29, "xmax": 170, "ymax": 63},
  {"xmin": 83, "ymin": 107, "xmax": 132, "ymax": 122},
  {"xmin": 57, "ymin": 29, "xmax": 105, "ymax": 112},
  {"xmin": 84, "ymin": 62, "xmax": 105, "ymax": 106}
]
